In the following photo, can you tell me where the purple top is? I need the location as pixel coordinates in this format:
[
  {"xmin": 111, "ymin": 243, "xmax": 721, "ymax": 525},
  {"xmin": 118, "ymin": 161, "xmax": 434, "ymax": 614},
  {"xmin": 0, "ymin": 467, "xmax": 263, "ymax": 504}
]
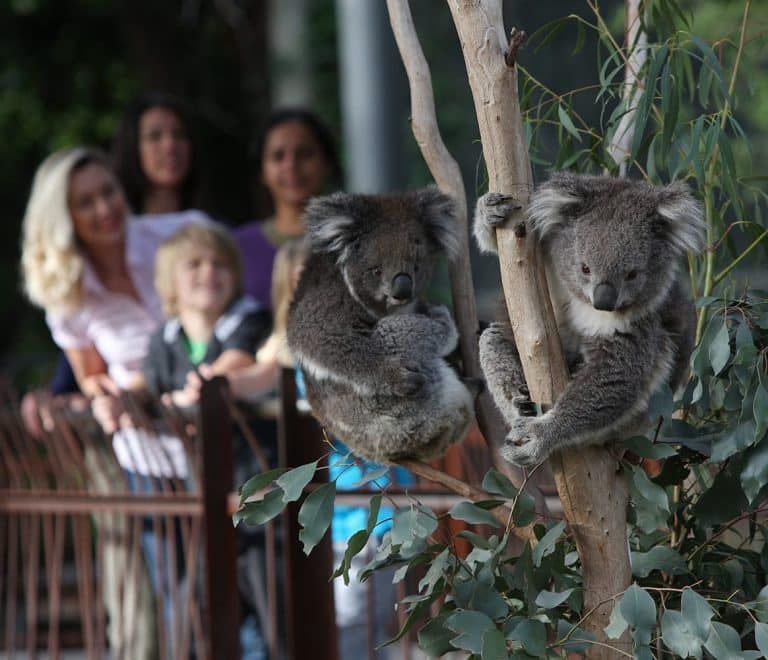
[{"xmin": 233, "ymin": 221, "xmax": 279, "ymax": 309}]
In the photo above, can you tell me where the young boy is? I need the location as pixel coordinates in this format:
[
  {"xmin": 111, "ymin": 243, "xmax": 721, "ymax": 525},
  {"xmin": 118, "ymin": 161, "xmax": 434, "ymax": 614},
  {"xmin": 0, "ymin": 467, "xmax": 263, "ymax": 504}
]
[
  {"xmin": 141, "ymin": 221, "xmax": 272, "ymax": 658},
  {"xmin": 143, "ymin": 222, "xmax": 271, "ymax": 403}
]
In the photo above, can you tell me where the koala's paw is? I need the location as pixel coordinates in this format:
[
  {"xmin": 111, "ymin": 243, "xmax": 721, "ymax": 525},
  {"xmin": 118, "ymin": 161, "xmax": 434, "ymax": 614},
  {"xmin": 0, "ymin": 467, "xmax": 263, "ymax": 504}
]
[
  {"xmin": 500, "ymin": 417, "xmax": 548, "ymax": 468},
  {"xmin": 473, "ymin": 193, "xmax": 523, "ymax": 254},
  {"xmin": 427, "ymin": 305, "xmax": 458, "ymax": 353},
  {"xmin": 393, "ymin": 362, "xmax": 426, "ymax": 397}
]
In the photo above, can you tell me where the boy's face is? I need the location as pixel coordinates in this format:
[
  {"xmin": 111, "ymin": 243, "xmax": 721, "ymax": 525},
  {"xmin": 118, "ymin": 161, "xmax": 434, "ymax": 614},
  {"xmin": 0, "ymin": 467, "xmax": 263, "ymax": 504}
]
[{"xmin": 173, "ymin": 245, "xmax": 235, "ymax": 318}]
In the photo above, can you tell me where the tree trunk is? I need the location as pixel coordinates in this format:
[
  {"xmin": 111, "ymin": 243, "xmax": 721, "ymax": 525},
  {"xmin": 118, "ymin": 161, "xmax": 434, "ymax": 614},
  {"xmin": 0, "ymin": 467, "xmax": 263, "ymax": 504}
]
[{"xmin": 446, "ymin": 1, "xmax": 631, "ymax": 656}]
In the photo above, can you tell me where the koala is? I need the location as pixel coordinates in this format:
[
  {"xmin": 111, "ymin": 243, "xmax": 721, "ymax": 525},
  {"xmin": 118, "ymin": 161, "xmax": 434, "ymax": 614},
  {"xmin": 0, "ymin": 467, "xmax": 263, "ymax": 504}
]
[
  {"xmin": 287, "ymin": 188, "xmax": 477, "ymax": 463},
  {"xmin": 474, "ymin": 172, "xmax": 704, "ymax": 467}
]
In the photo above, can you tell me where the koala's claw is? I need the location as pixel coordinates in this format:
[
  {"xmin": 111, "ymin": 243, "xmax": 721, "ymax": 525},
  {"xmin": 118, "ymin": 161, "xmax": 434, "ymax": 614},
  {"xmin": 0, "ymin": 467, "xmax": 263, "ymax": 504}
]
[
  {"xmin": 479, "ymin": 192, "xmax": 522, "ymax": 226},
  {"xmin": 513, "ymin": 386, "xmax": 537, "ymax": 417},
  {"xmin": 500, "ymin": 417, "xmax": 546, "ymax": 468}
]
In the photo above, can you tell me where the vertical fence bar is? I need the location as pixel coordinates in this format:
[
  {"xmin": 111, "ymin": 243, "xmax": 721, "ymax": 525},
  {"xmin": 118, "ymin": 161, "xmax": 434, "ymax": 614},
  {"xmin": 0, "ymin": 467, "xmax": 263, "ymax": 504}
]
[
  {"xmin": 199, "ymin": 377, "xmax": 239, "ymax": 660},
  {"xmin": 278, "ymin": 367, "xmax": 338, "ymax": 660}
]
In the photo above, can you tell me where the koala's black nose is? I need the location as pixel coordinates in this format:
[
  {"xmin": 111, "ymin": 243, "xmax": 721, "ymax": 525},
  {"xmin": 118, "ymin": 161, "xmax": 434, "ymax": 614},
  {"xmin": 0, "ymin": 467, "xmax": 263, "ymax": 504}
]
[
  {"xmin": 391, "ymin": 273, "xmax": 413, "ymax": 301},
  {"xmin": 593, "ymin": 282, "xmax": 618, "ymax": 311}
]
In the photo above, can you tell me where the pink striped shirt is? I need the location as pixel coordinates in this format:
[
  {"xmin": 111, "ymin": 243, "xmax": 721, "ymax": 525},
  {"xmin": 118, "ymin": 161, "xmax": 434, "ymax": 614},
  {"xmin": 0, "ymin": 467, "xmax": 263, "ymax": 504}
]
[{"xmin": 46, "ymin": 210, "xmax": 208, "ymax": 388}]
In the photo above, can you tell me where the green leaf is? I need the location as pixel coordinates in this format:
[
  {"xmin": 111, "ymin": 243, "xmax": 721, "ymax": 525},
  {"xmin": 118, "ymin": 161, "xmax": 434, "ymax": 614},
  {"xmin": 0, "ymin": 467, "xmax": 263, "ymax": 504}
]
[
  {"xmin": 704, "ymin": 621, "xmax": 754, "ymax": 660},
  {"xmin": 631, "ymin": 546, "xmax": 687, "ymax": 577},
  {"xmin": 755, "ymin": 622, "xmax": 768, "ymax": 658},
  {"xmin": 558, "ymin": 104, "xmax": 582, "ymax": 143},
  {"xmin": 754, "ymin": 384, "xmax": 768, "ymax": 442},
  {"xmin": 239, "ymin": 468, "xmax": 287, "ymax": 503},
  {"xmin": 681, "ymin": 588, "xmax": 714, "ymax": 642},
  {"xmin": 632, "ymin": 464, "xmax": 670, "ymax": 512},
  {"xmin": 392, "ymin": 504, "xmax": 438, "ymax": 546},
  {"xmin": 510, "ymin": 619, "xmax": 546, "ymax": 657},
  {"xmin": 446, "ymin": 610, "xmax": 495, "ymax": 653},
  {"xmin": 741, "ymin": 441, "xmax": 768, "ymax": 503},
  {"xmin": 711, "ymin": 421, "xmax": 756, "ymax": 462},
  {"xmin": 366, "ymin": 494, "xmax": 382, "ymax": 533},
  {"xmin": 482, "ymin": 469, "xmax": 520, "ymax": 499},
  {"xmin": 708, "ymin": 323, "xmax": 731, "ymax": 376},
  {"xmin": 417, "ymin": 611, "xmax": 455, "ymax": 658},
  {"xmin": 630, "ymin": 44, "xmax": 668, "ymax": 159},
  {"xmin": 661, "ymin": 610, "xmax": 703, "ymax": 659},
  {"xmin": 297, "ymin": 481, "xmax": 336, "ymax": 555},
  {"xmin": 624, "ymin": 435, "xmax": 677, "ymax": 460},
  {"xmin": 233, "ymin": 488, "xmax": 286, "ymax": 527},
  {"xmin": 535, "ymin": 588, "xmax": 574, "ymax": 609},
  {"xmin": 619, "ymin": 584, "xmax": 656, "ymax": 646},
  {"xmin": 418, "ymin": 548, "xmax": 451, "ymax": 595},
  {"xmin": 276, "ymin": 460, "xmax": 318, "ymax": 503},
  {"xmin": 352, "ymin": 465, "xmax": 390, "ymax": 488},
  {"xmin": 481, "ymin": 628, "xmax": 508, "ymax": 660},
  {"xmin": 449, "ymin": 501, "xmax": 502, "ymax": 528},
  {"xmin": 532, "ymin": 520, "xmax": 566, "ymax": 567},
  {"xmin": 604, "ymin": 600, "xmax": 629, "ymax": 639},
  {"xmin": 332, "ymin": 529, "xmax": 369, "ymax": 584},
  {"xmin": 751, "ymin": 585, "xmax": 768, "ymax": 622}
]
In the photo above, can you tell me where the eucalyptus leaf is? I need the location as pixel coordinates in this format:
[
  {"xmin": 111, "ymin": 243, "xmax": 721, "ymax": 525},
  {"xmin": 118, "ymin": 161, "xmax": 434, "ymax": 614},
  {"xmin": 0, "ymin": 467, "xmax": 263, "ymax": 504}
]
[
  {"xmin": 631, "ymin": 545, "xmax": 687, "ymax": 577},
  {"xmin": 446, "ymin": 610, "xmax": 495, "ymax": 653},
  {"xmin": 661, "ymin": 610, "xmax": 703, "ymax": 659},
  {"xmin": 510, "ymin": 619, "xmax": 547, "ymax": 657},
  {"xmin": 481, "ymin": 628, "xmax": 508, "ymax": 660},
  {"xmin": 681, "ymin": 588, "xmax": 714, "ymax": 642},
  {"xmin": 239, "ymin": 468, "xmax": 287, "ymax": 503},
  {"xmin": 532, "ymin": 521, "xmax": 566, "ymax": 567},
  {"xmin": 708, "ymin": 322, "xmax": 731, "ymax": 376},
  {"xmin": 297, "ymin": 481, "xmax": 336, "ymax": 555},
  {"xmin": 619, "ymin": 584, "xmax": 656, "ymax": 646},
  {"xmin": 535, "ymin": 588, "xmax": 574, "ymax": 609},
  {"xmin": 754, "ymin": 622, "xmax": 768, "ymax": 658},
  {"xmin": 234, "ymin": 488, "xmax": 286, "ymax": 527},
  {"xmin": 276, "ymin": 460, "xmax": 318, "ymax": 503},
  {"xmin": 449, "ymin": 501, "xmax": 503, "ymax": 528}
]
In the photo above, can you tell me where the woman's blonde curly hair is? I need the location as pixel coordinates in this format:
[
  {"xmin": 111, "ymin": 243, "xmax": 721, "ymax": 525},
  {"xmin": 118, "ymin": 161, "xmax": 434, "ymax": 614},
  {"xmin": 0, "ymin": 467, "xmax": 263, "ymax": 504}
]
[{"xmin": 21, "ymin": 146, "xmax": 114, "ymax": 313}]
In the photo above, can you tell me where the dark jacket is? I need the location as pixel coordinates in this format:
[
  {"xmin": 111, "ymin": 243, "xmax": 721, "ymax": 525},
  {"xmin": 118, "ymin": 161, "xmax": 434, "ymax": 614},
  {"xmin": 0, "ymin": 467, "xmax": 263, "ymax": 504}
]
[{"xmin": 143, "ymin": 296, "xmax": 271, "ymax": 395}]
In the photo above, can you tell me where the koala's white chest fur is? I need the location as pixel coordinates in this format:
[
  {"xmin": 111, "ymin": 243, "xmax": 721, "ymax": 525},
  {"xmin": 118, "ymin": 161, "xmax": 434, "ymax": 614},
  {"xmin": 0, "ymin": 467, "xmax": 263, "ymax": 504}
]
[{"xmin": 544, "ymin": 261, "xmax": 634, "ymax": 353}]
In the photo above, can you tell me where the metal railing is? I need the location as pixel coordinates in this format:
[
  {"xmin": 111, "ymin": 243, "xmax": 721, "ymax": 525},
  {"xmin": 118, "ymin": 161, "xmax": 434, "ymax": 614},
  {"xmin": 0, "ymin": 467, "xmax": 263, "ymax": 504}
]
[{"xmin": 0, "ymin": 372, "xmax": 497, "ymax": 659}]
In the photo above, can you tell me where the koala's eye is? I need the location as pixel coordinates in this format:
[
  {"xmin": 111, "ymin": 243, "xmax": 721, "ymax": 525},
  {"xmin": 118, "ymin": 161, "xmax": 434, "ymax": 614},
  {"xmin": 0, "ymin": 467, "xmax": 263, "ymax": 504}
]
[
  {"xmin": 371, "ymin": 267, "xmax": 382, "ymax": 277},
  {"xmin": 580, "ymin": 263, "xmax": 591, "ymax": 275},
  {"xmin": 625, "ymin": 270, "xmax": 638, "ymax": 281}
]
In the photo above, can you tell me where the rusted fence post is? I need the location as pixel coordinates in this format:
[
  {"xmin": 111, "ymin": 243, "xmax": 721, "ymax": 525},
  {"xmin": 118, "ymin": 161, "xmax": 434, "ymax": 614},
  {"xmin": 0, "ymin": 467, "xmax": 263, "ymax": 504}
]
[
  {"xmin": 278, "ymin": 367, "xmax": 338, "ymax": 660},
  {"xmin": 199, "ymin": 376, "xmax": 240, "ymax": 660}
]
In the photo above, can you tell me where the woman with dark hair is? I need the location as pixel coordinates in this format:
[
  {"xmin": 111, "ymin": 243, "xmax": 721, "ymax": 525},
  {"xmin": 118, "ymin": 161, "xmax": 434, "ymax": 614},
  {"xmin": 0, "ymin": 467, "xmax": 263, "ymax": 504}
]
[
  {"xmin": 112, "ymin": 92, "xmax": 201, "ymax": 215},
  {"xmin": 235, "ymin": 107, "xmax": 343, "ymax": 308}
]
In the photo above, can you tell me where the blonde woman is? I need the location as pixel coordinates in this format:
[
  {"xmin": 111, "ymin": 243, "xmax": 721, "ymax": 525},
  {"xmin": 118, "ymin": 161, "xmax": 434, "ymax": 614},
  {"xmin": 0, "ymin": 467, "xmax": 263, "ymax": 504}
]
[
  {"xmin": 20, "ymin": 146, "xmax": 205, "ymax": 658},
  {"xmin": 21, "ymin": 146, "xmax": 206, "ymax": 430}
]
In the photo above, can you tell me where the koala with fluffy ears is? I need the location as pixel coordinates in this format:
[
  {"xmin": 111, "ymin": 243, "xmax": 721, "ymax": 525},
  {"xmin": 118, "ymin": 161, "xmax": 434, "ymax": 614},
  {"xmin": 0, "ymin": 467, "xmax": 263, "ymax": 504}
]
[
  {"xmin": 474, "ymin": 173, "xmax": 704, "ymax": 467},
  {"xmin": 287, "ymin": 188, "xmax": 476, "ymax": 463}
]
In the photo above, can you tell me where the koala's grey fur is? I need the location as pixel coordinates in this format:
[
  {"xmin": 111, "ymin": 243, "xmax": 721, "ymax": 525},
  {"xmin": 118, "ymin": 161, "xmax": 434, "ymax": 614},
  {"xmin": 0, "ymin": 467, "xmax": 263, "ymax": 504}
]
[
  {"xmin": 474, "ymin": 173, "xmax": 704, "ymax": 467},
  {"xmin": 287, "ymin": 188, "xmax": 476, "ymax": 463}
]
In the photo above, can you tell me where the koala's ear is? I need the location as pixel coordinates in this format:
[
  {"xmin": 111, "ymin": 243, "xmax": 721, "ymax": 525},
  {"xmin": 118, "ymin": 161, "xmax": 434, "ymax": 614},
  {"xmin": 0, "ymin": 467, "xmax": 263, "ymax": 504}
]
[
  {"xmin": 526, "ymin": 172, "xmax": 586, "ymax": 238},
  {"xmin": 303, "ymin": 192, "xmax": 359, "ymax": 257},
  {"xmin": 414, "ymin": 186, "xmax": 460, "ymax": 260},
  {"xmin": 656, "ymin": 182, "xmax": 705, "ymax": 255}
]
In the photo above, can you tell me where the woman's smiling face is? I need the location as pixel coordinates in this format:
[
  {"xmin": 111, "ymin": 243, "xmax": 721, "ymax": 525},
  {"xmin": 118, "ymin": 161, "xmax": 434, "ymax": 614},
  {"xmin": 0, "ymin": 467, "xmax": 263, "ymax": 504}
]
[{"xmin": 68, "ymin": 162, "xmax": 129, "ymax": 251}]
